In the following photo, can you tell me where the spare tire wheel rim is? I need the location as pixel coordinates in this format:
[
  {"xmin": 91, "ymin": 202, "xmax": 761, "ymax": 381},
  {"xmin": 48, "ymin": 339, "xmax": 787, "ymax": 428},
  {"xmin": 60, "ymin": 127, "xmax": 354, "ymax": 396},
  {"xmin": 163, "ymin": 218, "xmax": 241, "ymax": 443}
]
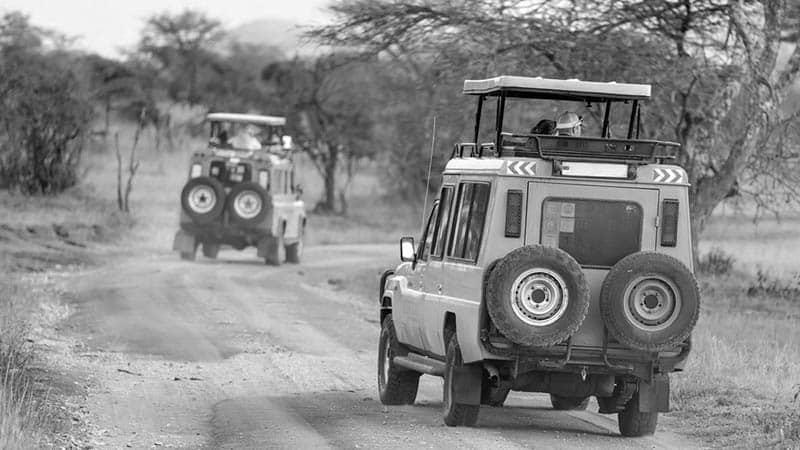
[
  {"xmin": 510, "ymin": 268, "xmax": 569, "ymax": 327},
  {"xmin": 187, "ymin": 185, "xmax": 217, "ymax": 214},
  {"xmin": 233, "ymin": 190, "xmax": 262, "ymax": 219},
  {"xmin": 623, "ymin": 275, "xmax": 682, "ymax": 332}
]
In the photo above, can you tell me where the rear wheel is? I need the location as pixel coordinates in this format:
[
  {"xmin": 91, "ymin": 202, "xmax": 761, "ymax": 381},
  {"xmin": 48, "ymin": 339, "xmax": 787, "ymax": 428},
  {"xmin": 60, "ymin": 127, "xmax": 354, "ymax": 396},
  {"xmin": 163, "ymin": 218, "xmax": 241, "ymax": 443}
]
[
  {"xmin": 550, "ymin": 394, "xmax": 590, "ymax": 411},
  {"xmin": 264, "ymin": 233, "xmax": 285, "ymax": 266},
  {"xmin": 619, "ymin": 391, "xmax": 658, "ymax": 437},
  {"xmin": 285, "ymin": 227, "xmax": 304, "ymax": 264},
  {"xmin": 179, "ymin": 245, "xmax": 197, "ymax": 261},
  {"xmin": 377, "ymin": 315, "xmax": 419, "ymax": 405},
  {"xmin": 443, "ymin": 334, "xmax": 480, "ymax": 427},
  {"xmin": 202, "ymin": 242, "xmax": 220, "ymax": 259}
]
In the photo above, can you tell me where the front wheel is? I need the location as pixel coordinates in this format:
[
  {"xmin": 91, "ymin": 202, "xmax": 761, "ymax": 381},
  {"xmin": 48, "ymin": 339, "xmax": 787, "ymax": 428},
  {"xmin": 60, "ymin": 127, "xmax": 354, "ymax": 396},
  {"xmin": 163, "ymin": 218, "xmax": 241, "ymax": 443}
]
[
  {"xmin": 618, "ymin": 391, "xmax": 658, "ymax": 437},
  {"xmin": 443, "ymin": 333, "xmax": 480, "ymax": 426},
  {"xmin": 377, "ymin": 315, "xmax": 419, "ymax": 405}
]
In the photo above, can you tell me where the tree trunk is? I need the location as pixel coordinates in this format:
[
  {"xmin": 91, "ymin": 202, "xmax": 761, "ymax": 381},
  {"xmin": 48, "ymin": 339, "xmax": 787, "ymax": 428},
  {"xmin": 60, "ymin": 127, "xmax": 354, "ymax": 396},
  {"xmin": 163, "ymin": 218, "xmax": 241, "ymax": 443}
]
[{"xmin": 321, "ymin": 143, "xmax": 338, "ymax": 213}]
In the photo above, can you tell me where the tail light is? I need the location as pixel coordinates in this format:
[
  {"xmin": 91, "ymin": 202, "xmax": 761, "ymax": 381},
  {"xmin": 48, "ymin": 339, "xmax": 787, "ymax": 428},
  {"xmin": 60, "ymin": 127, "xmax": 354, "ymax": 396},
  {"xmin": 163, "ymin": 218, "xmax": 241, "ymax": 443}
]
[
  {"xmin": 660, "ymin": 200, "xmax": 679, "ymax": 247},
  {"xmin": 505, "ymin": 190, "xmax": 523, "ymax": 237},
  {"xmin": 190, "ymin": 164, "xmax": 202, "ymax": 178}
]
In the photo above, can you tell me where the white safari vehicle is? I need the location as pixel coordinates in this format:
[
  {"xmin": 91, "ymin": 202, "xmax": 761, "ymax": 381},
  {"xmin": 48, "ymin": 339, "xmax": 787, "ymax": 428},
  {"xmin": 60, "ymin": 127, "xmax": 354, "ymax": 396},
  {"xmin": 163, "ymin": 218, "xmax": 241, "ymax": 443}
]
[
  {"xmin": 378, "ymin": 76, "xmax": 699, "ymax": 436},
  {"xmin": 172, "ymin": 113, "xmax": 306, "ymax": 265}
]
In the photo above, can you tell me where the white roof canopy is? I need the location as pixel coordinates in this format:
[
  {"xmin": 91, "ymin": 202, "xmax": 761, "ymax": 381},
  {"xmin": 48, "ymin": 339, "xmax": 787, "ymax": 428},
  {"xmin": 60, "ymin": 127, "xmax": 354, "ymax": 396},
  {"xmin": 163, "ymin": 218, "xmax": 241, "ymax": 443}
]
[
  {"xmin": 463, "ymin": 76, "xmax": 651, "ymax": 101},
  {"xmin": 206, "ymin": 113, "xmax": 286, "ymax": 126}
]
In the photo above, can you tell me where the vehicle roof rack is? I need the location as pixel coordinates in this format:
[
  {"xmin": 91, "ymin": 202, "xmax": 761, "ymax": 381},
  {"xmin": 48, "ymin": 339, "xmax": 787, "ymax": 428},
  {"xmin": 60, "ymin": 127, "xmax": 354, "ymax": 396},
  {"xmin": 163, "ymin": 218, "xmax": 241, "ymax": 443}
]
[
  {"xmin": 463, "ymin": 76, "xmax": 651, "ymax": 102},
  {"xmin": 207, "ymin": 113, "xmax": 286, "ymax": 126},
  {"xmin": 498, "ymin": 134, "xmax": 680, "ymax": 164}
]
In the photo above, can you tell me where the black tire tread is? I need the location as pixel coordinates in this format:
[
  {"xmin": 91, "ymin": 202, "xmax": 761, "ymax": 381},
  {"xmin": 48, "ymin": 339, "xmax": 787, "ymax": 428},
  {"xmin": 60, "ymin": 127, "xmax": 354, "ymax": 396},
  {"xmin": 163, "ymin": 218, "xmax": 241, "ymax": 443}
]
[
  {"xmin": 378, "ymin": 315, "xmax": 420, "ymax": 405},
  {"xmin": 443, "ymin": 335, "xmax": 479, "ymax": 426},
  {"xmin": 618, "ymin": 391, "xmax": 658, "ymax": 437}
]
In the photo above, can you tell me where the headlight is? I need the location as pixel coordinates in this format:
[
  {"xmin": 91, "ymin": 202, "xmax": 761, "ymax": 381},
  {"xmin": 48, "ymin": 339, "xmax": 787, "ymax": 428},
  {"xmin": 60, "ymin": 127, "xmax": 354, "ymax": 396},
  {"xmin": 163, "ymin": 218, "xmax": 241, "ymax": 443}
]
[
  {"xmin": 258, "ymin": 170, "xmax": 269, "ymax": 189},
  {"xmin": 190, "ymin": 164, "xmax": 202, "ymax": 178}
]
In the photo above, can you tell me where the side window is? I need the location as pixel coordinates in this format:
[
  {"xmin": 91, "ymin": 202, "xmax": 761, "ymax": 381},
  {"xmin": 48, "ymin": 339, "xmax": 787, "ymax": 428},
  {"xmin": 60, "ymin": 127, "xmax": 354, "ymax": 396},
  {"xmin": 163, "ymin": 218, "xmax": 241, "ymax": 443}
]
[
  {"xmin": 419, "ymin": 203, "xmax": 440, "ymax": 261},
  {"xmin": 431, "ymin": 186, "xmax": 454, "ymax": 259},
  {"xmin": 447, "ymin": 182, "xmax": 491, "ymax": 262}
]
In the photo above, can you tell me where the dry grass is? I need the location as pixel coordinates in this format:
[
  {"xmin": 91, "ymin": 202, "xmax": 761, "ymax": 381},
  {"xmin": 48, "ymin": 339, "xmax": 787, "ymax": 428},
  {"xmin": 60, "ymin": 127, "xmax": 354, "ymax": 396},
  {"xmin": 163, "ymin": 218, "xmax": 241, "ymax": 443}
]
[{"xmin": 668, "ymin": 215, "xmax": 800, "ymax": 447}]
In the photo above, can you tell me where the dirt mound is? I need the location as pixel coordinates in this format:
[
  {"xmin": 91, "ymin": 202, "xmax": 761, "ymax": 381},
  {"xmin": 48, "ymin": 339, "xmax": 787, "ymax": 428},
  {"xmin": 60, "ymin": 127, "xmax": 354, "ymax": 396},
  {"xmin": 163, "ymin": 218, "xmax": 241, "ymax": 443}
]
[{"xmin": 0, "ymin": 223, "xmax": 105, "ymax": 272}]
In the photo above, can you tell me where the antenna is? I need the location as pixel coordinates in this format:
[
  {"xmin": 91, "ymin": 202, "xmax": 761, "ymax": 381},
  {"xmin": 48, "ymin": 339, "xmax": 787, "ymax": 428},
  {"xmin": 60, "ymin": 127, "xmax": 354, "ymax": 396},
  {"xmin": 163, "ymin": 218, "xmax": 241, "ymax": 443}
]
[{"xmin": 420, "ymin": 116, "xmax": 437, "ymax": 236}]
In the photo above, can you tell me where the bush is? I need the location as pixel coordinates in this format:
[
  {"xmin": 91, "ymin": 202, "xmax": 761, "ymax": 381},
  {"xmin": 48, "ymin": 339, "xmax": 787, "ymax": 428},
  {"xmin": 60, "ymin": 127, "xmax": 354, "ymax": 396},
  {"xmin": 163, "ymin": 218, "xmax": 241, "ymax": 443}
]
[
  {"xmin": 747, "ymin": 269, "xmax": 800, "ymax": 299},
  {"xmin": 697, "ymin": 247, "xmax": 736, "ymax": 276},
  {"xmin": 0, "ymin": 14, "xmax": 92, "ymax": 195}
]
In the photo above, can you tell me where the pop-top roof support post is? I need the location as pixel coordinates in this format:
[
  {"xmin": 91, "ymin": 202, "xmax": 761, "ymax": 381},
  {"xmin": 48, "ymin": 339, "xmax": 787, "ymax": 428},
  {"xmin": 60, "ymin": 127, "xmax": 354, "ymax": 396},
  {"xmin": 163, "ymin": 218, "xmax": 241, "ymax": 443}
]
[
  {"xmin": 473, "ymin": 95, "xmax": 484, "ymax": 146},
  {"xmin": 627, "ymin": 100, "xmax": 639, "ymax": 139},
  {"xmin": 601, "ymin": 101, "xmax": 611, "ymax": 138},
  {"xmin": 491, "ymin": 92, "xmax": 506, "ymax": 157}
]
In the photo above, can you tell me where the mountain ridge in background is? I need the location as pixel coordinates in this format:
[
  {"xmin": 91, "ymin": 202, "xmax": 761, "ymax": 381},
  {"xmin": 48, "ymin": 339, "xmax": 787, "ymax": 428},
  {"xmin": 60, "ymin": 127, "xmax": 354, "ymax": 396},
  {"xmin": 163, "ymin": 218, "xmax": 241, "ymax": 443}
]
[{"xmin": 228, "ymin": 18, "xmax": 320, "ymax": 57}]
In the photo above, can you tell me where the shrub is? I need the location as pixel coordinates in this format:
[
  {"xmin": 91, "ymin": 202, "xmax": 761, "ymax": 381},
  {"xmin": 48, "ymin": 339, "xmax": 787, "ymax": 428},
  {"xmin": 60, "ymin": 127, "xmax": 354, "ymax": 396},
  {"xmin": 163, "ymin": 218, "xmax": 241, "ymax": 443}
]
[
  {"xmin": 747, "ymin": 269, "xmax": 800, "ymax": 299},
  {"xmin": 696, "ymin": 247, "xmax": 736, "ymax": 276},
  {"xmin": 0, "ymin": 13, "xmax": 92, "ymax": 195}
]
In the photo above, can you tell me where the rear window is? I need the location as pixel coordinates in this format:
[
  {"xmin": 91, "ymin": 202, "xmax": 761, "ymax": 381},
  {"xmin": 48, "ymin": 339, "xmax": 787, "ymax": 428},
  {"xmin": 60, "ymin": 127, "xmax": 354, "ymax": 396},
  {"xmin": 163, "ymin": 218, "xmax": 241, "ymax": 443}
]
[{"xmin": 540, "ymin": 198, "xmax": 642, "ymax": 267}]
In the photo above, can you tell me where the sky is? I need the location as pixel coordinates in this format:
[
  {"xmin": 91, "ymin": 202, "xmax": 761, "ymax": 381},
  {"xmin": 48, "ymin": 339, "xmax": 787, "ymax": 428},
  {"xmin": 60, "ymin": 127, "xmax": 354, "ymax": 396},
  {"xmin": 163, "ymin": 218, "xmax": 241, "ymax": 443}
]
[{"xmin": 1, "ymin": 0, "xmax": 332, "ymax": 57}]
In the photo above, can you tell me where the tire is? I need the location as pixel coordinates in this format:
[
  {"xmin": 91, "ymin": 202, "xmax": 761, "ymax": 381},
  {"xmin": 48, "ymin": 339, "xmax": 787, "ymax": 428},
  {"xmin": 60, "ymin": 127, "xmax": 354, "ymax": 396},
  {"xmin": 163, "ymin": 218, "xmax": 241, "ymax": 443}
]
[
  {"xmin": 486, "ymin": 245, "xmax": 590, "ymax": 347},
  {"xmin": 180, "ymin": 246, "xmax": 197, "ymax": 261},
  {"xmin": 600, "ymin": 252, "xmax": 700, "ymax": 352},
  {"xmin": 377, "ymin": 315, "xmax": 420, "ymax": 405},
  {"xmin": 550, "ymin": 394, "xmax": 590, "ymax": 411},
  {"xmin": 180, "ymin": 177, "xmax": 226, "ymax": 224},
  {"xmin": 443, "ymin": 333, "xmax": 480, "ymax": 427},
  {"xmin": 227, "ymin": 182, "xmax": 271, "ymax": 227},
  {"xmin": 285, "ymin": 226, "xmax": 304, "ymax": 264},
  {"xmin": 618, "ymin": 390, "xmax": 658, "ymax": 437},
  {"xmin": 481, "ymin": 383, "xmax": 511, "ymax": 407},
  {"xmin": 202, "ymin": 242, "xmax": 220, "ymax": 259},
  {"xmin": 263, "ymin": 233, "xmax": 284, "ymax": 266}
]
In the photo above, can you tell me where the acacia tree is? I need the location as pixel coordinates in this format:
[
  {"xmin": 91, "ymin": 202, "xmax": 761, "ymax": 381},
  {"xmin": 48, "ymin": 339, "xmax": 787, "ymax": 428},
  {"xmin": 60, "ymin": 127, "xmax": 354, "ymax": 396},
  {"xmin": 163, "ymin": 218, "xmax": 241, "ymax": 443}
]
[
  {"xmin": 262, "ymin": 55, "xmax": 376, "ymax": 213},
  {"xmin": 138, "ymin": 10, "xmax": 224, "ymax": 104},
  {"xmin": 314, "ymin": 0, "xmax": 800, "ymax": 250}
]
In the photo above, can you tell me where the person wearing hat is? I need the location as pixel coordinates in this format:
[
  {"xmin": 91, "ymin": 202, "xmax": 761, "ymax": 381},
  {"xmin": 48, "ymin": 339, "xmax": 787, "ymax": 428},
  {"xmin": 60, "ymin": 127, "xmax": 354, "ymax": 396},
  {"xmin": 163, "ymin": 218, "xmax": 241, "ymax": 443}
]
[{"xmin": 555, "ymin": 111, "xmax": 583, "ymax": 137}]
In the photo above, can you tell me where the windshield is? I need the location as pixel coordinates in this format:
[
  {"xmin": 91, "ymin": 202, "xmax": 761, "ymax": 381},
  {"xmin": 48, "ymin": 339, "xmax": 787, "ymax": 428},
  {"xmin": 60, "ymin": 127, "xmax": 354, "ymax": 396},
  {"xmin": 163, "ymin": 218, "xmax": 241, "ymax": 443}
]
[{"xmin": 209, "ymin": 121, "xmax": 285, "ymax": 151}]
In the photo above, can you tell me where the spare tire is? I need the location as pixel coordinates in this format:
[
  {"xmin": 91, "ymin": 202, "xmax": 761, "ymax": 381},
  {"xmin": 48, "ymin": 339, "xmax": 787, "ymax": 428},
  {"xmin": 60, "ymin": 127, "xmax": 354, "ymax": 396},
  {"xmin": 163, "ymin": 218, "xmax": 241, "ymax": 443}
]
[
  {"xmin": 227, "ymin": 182, "xmax": 271, "ymax": 227},
  {"xmin": 600, "ymin": 252, "xmax": 699, "ymax": 352},
  {"xmin": 181, "ymin": 176, "xmax": 226, "ymax": 224},
  {"xmin": 486, "ymin": 245, "xmax": 590, "ymax": 347}
]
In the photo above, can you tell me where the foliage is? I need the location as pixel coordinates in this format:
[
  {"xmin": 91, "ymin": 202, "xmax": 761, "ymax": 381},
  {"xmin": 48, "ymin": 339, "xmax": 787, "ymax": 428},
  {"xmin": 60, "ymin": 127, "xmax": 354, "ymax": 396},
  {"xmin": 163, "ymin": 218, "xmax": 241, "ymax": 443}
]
[
  {"xmin": 0, "ymin": 13, "xmax": 92, "ymax": 195},
  {"xmin": 747, "ymin": 268, "xmax": 800, "ymax": 299},
  {"xmin": 696, "ymin": 247, "xmax": 736, "ymax": 276},
  {"xmin": 262, "ymin": 55, "xmax": 378, "ymax": 212},
  {"xmin": 313, "ymin": 0, "xmax": 800, "ymax": 247}
]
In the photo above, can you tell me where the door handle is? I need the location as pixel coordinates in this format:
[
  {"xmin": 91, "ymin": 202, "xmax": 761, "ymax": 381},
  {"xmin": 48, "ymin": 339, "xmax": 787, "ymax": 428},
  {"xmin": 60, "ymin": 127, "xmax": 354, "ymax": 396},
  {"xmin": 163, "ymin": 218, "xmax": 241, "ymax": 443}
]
[{"xmin": 436, "ymin": 284, "xmax": 443, "ymax": 294}]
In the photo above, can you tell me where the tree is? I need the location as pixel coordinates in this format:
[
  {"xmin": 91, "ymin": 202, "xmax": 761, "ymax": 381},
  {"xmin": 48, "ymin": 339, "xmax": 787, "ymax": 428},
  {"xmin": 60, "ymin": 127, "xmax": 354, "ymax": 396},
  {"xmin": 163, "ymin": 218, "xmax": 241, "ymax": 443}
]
[
  {"xmin": 262, "ymin": 55, "xmax": 378, "ymax": 213},
  {"xmin": 0, "ymin": 13, "xmax": 92, "ymax": 194},
  {"xmin": 313, "ymin": 0, "xmax": 800, "ymax": 251},
  {"xmin": 138, "ymin": 10, "xmax": 224, "ymax": 104}
]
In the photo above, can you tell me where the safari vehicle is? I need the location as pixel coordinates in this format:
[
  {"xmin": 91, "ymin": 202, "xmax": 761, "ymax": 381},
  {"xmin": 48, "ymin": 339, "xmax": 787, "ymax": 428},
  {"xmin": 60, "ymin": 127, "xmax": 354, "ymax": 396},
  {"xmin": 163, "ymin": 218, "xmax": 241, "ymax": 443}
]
[
  {"xmin": 172, "ymin": 113, "xmax": 306, "ymax": 265},
  {"xmin": 377, "ymin": 76, "xmax": 699, "ymax": 437}
]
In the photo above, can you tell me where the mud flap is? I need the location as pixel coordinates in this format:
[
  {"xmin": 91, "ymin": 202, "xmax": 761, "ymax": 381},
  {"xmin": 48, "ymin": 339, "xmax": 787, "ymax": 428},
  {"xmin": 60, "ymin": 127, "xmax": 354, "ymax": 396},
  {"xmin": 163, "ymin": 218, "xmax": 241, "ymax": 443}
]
[
  {"xmin": 172, "ymin": 230, "xmax": 195, "ymax": 253},
  {"xmin": 638, "ymin": 373, "xmax": 669, "ymax": 413},
  {"xmin": 452, "ymin": 365, "xmax": 483, "ymax": 406}
]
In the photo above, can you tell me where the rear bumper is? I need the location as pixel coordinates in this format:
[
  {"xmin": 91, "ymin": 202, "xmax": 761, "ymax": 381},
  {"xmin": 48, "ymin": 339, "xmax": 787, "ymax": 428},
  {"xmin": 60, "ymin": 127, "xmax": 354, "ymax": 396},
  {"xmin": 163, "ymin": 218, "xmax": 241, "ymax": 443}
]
[
  {"xmin": 481, "ymin": 331, "xmax": 690, "ymax": 380},
  {"xmin": 177, "ymin": 212, "xmax": 272, "ymax": 247}
]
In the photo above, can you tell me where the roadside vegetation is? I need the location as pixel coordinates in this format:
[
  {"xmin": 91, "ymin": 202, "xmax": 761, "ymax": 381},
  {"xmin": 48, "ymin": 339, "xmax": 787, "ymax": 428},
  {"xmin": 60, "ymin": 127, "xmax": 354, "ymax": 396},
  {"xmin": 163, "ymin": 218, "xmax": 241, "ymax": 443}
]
[{"xmin": 0, "ymin": 0, "xmax": 799, "ymax": 448}]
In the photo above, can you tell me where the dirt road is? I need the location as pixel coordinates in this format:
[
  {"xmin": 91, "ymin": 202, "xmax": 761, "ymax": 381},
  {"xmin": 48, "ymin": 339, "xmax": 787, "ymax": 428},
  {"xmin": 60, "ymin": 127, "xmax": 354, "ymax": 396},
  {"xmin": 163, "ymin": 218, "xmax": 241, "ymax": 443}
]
[{"xmin": 59, "ymin": 244, "xmax": 700, "ymax": 449}]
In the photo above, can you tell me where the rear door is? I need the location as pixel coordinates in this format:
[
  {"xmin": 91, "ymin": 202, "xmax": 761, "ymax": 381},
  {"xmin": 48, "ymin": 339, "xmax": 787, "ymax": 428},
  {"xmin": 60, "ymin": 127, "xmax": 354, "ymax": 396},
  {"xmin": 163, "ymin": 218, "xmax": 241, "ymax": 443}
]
[{"xmin": 526, "ymin": 180, "xmax": 660, "ymax": 347}]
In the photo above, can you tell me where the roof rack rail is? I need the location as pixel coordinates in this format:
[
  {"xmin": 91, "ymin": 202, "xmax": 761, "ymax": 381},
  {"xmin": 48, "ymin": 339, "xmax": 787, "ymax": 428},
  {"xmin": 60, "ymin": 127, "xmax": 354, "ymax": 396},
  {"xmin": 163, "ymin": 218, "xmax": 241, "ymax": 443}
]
[{"xmin": 498, "ymin": 134, "xmax": 680, "ymax": 164}]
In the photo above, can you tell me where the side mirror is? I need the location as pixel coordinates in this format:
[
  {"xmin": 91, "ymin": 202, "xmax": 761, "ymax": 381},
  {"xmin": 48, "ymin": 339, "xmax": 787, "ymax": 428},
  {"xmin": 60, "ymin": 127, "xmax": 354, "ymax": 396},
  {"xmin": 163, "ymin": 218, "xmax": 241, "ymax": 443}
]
[
  {"xmin": 282, "ymin": 135, "xmax": 293, "ymax": 150},
  {"xmin": 400, "ymin": 237, "xmax": 416, "ymax": 263}
]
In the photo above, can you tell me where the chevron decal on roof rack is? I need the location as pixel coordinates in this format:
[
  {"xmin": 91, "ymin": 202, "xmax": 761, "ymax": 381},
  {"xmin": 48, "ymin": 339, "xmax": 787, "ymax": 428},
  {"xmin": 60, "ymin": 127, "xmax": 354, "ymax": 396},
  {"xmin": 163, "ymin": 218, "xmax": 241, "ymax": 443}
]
[
  {"xmin": 506, "ymin": 161, "xmax": 536, "ymax": 176},
  {"xmin": 653, "ymin": 167, "xmax": 685, "ymax": 184}
]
